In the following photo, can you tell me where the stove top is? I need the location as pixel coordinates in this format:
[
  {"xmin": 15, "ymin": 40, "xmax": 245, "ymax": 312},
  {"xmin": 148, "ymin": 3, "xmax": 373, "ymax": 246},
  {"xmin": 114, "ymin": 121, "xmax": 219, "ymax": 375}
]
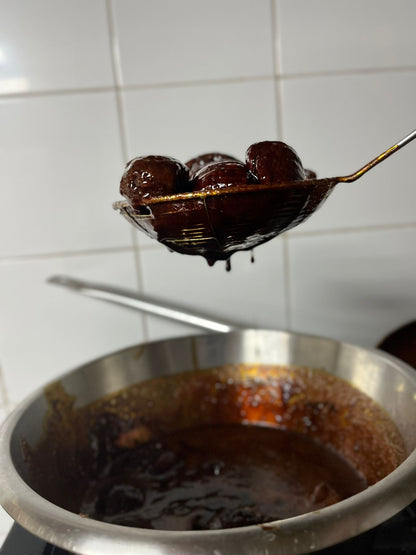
[{"xmin": 1, "ymin": 501, "xmax": 415, "ymax": 555}]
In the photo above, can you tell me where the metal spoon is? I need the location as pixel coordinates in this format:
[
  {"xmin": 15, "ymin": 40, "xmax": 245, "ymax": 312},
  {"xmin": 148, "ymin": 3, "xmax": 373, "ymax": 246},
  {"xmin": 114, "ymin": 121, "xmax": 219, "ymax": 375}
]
[
  {"xmin": 48, "ymin": 275, "xmax": 241, "ymax": 333},
  {"xmin": 113, "ymin": 129, "xmax": 416, "ymax": 265},
  {"xmin": 337, "ymin": 128, "xmax": 416, "ymax": 183}
]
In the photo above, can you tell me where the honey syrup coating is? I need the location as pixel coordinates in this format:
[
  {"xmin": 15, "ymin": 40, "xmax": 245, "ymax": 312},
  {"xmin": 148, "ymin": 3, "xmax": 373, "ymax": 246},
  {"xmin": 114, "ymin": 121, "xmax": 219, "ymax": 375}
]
[
  {"xmin": 120, "ymin": 155, "xmax": 190, "ymax": 208},
  {"xmin": 185, "ymin": 152, "xmax": 239, "ymax": 178},
  {"xmin": 80, "ymin": 424, "xmax": 367, "ymax": 530},
  {"xmin": 246, "ymin": 141, "xmax": 306, "ymax": 184},
  {"xmin": 119, "ymin": 142, "xmax": 312, "ymax": 209},
  {"xmin": 191, "ymin": 160, "xmax": 257, "ymax": 191},
  {"xmin": 117, "ymin": 142, "xmax": 320, "ymax": 267}
]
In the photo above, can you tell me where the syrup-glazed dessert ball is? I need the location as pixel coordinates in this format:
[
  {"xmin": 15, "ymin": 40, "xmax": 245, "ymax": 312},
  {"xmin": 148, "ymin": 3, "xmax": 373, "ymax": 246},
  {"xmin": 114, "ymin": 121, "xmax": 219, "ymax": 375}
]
[
  {"xmin": 191, "ymin": 160, "xmax": 256, "ymax": 191},
  {"xmin": 246, "ymin": 141, "xmax": 306, "ymax": 184},
  {"xmin": 120, "ymin": 155, "xmax": 189, "ymax": 207},
  {"xmin": 185, "ymin": 152, "xmax": 240, "ymax": 177}
]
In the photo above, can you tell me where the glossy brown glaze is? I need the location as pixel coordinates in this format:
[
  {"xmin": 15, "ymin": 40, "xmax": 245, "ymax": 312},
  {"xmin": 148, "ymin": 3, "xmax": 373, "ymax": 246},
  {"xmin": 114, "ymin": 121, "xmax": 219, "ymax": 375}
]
[
  {"xmin": 80, "ymin": 424, "xmax": 367, "ymax": 530},
  {"xmin": 24, "ymin": 364, "xmax": 406, "ymax": 527},
  {"xmin": 191, "ymin": 160, "xmax": 256, "ymax": 191},
  {"xmin": 185, "ymin": 152, "xmax": 239, "ymax": 177},
  {"xmin": 117, "ymin": 142, "xmax": 332, "ymax": 266},
  {"xmin": 120, "ymin": 155, "xmax": 189, "ymax": 208},
  {"xmin": 119, "ymin": 178, "xmax": 335, "ymax": 266},
  {"xmin": 246, "ymin": 141, "xmax": 306, "ymax": 183}
]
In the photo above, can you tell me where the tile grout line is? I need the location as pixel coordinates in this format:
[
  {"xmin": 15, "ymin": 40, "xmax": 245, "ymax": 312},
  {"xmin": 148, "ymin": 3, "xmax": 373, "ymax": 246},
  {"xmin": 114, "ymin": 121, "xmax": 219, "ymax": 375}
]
[
  {"xmin": 278, "ymin": 65, "xmax": 416, "ymax": 81},
  {"xmin": 0, "ymin": 85, "xmax": 115, "ymax": 100},
  {"xmin": 1, "ymin": 67, "xmax": 415, "ymax": 101},
  {"xmin": 132, "ymin": 241, "xmax": 150, "ymax": 341},
  {"xmin": 271, "ymin": 0, "xmax": 291, "ymax": 330},
  {"xmin": 0, "ymin": 245, "xmax": 135, "ymax": 264},
  {"xmin": 0, "ymin": 222, "xmax": 414, "ymax": 265},
  {"xmin": 0, "ymin": 76, "xmax": 273, "ymax": 101},
  {"xmin": 270, "ymin": 0, "xmax": 284, "ymax": 139},
  {"xmin": 105, "ymin": 0, "xmax": 129, "ymax": 163},
  {"xmin": 285, "ymin": 221, "xmax": 416, "ymax": 239},
  {"xmin": 123, "ymin": 74, "xmax": 274, "ymax": 91},
  {"xmin": 105, "ymin": 0, "xmax": 149, "ymax": 341}
]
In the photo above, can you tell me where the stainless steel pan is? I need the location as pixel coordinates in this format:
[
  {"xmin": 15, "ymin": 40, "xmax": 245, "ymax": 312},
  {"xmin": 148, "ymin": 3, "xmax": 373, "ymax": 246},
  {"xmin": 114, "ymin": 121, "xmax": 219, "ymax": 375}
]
[{"xmin": 0, "ymin": 276, "xmax": 415, "ymax": 554}]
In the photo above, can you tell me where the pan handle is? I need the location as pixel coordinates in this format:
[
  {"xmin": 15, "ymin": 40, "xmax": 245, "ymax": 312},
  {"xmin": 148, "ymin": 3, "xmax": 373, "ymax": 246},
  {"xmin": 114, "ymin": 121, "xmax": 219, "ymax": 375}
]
[{"xmin": 48, "ymin": 275, "xmax": 243, "ymax": 334}]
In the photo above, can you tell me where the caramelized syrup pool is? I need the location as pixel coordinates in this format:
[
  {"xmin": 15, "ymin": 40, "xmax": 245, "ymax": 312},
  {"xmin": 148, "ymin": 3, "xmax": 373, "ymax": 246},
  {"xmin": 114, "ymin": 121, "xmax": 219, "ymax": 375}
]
[{"xmin": 80, "ymin": 423, "xmax": 367, "ymax": 530}]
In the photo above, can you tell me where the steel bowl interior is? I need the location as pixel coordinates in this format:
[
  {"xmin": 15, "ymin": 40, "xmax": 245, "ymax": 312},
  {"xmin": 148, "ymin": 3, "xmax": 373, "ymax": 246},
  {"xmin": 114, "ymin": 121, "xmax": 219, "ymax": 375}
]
[{"xmin": 1, "ymin": 329, "xmax": 416, "ymax": 555}]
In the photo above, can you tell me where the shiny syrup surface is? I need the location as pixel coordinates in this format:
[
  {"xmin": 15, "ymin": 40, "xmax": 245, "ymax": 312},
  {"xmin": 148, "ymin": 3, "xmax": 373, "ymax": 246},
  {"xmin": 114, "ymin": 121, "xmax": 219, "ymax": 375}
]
[{"xmin": 80, "ymin": 423, "xmax": 366, "ymax": 530}]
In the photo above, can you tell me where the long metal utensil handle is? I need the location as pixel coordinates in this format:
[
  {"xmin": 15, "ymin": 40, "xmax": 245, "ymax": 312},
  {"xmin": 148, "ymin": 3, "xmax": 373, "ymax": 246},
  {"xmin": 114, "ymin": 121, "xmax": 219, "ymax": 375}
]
[
  {"xmin": 48, "ymin": 275, "xmax": 242, "ymax": 333},
  {"xmin": 339, "ymin": 128, "xmax": 416, "ymax": 183}
]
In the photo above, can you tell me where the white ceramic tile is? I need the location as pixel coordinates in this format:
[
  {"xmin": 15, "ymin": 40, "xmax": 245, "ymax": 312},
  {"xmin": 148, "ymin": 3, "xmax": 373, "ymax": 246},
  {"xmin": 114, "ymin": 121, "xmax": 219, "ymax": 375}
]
[
  {"xmin": 0, "ymin": 506, "xmax": 13, "ymax": 546},
  {"xmin": 122, "ymin": 80, "xmax": 278, "ymax": 162},
  {"xmin": 280, "ymin": 71, "xmax": 416, "ymax": 232},
  {"xmin": 0, "ymin": 250, "xmax": 144, "ymax": 404},
  {"xmin": 276, "ymin": 0, "xmax": 416, "ymax": 74},
  {"xmin": 0, "ymin": 92, "xmax": 132, "ymax": 257},
  {"xmin": 0, "ymin": 409, "xmax": 13, "ymax": 544},
  {"xmin": 135, "ymin": 230, "xmax": 160, "ymax": 250},
  {"xmin": 138, "ymin": 238, "xmax": 287, "ymax": 342},
  {"xmin": 0, "ymin": 406, "xmax": 13, "ymax": 429},
  {"xmin": 0, "ymin": 366, "xmax": 7, "ymax": 406},
  {"xmin": 0, "ymin": 0, "xmax": 113, "ymax": 95},
  {"xmin": 112, "ymin": 0, "xmax": 274, "ymax": 86},
  {"xmin": 288, "ymin": 227, "xmax": 416, "ymax": 348}
]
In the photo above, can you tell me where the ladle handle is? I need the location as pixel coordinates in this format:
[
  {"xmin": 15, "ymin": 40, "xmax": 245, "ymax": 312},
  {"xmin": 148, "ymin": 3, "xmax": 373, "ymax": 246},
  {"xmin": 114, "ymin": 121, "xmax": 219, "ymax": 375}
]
[
  {"xmin": 339, "ymin": 128, "xmax": 416, "ymax": 183},
  {"xmin": 48, "ymin": 275, "xmax": 243, "ymax": 333}
]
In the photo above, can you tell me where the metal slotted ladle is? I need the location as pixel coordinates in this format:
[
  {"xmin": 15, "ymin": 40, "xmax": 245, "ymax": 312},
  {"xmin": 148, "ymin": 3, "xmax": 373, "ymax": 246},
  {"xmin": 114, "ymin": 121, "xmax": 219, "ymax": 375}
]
[{"xmin": 113, "ymin": 129, "xmax": 416, "ymax": 266}]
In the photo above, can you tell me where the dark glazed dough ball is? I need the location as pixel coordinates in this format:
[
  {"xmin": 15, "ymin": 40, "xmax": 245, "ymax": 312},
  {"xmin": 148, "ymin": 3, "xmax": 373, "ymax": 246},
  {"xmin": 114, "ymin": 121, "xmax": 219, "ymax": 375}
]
[
  {"xmin": 120, "ymin": 155, "xmax": 189, "ymax": 207},
  {"xmin": 185, "ymin": 152, "xmax": 240, "ymax": 178},
  {"xmin": 191, "ymin": 160, "xmax": 255, "ymax": 192},
  {"xmin": 246, "ymin": 141, "xmax": 306, "ymax": 184}
]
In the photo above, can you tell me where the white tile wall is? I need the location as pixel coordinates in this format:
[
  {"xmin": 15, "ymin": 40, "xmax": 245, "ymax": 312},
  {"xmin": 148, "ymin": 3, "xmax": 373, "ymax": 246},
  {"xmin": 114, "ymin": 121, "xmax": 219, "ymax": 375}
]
[
  {"xmin": 112, "ymin": 0, "xmax": 274, "ymax": 86},
  {"xmin": 0, "ymin": 408, "xmax": 13, "ymax": 545},
  {"xmin": 0, "ymin": 91, "xmax": 130, "ymax": 257},
  {"xmin": 280, "ymin": 71, "xmax": 416, "ymax": 232},
  {"xmin": 0, "ymin": 0, "xmax": 415, "ymax": 544},
  {"xmin": 277, "ymin": 0, "xmax": 416, "ymax": 74},
  {"xmin": 139, "ymin": 238, "xmax": 287, "ymax": 341},
  {"xmin": 122, "ymin": 80, "xmax": 278, "ymax": 161},
  {"xmin": 0, "ymin": 407, "xmax": 8, "ymax": 429},
  {"xmin": 0, "ymin": 499, "xmax": 13, "ymax": 546},
  {"xmin": 0, "ymin": 0, "xmax": 113, "ymax": 94},
  {"xmin": 288, "ymin": 227, "xmax": 416, "ymax": 347},
  {"xmin": 0, "ymin": 251, "xmax": 144, "ymax": 404}
]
